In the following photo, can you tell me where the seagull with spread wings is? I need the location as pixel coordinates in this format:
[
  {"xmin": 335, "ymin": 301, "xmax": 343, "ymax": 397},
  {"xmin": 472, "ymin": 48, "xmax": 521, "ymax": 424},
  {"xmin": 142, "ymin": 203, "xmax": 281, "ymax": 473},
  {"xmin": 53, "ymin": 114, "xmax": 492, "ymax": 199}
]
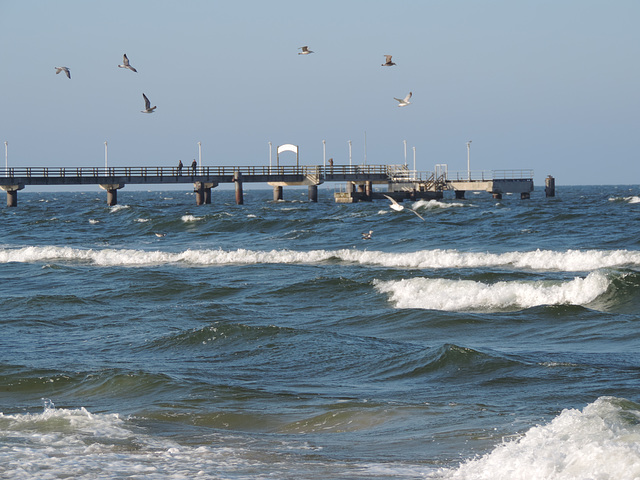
[
  {"xmin": 383, "ymin": 194, "xmax": 424, "ymax": 220},
  {"xmin": 55, "ymin": 66, "xmax": 71, "ymax": 79},
  {"xmin": 118, "ymin": 54, "xmax": 137, "ymax": 72},
  {"xmin": 141, "ymin": 93, "xmax": 156, "ymax": 113}
]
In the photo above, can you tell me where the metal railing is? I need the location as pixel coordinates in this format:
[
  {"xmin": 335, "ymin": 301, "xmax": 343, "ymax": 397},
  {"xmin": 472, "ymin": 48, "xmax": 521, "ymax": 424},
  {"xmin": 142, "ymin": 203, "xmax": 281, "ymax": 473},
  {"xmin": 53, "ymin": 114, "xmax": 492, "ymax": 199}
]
[
  {"xmin": 0, "ymin": 164, "xmax": 393, "ymax": 179},
  {"xmin": 447, "ymin": 169, "xmax": 534, "ymax": 181}
]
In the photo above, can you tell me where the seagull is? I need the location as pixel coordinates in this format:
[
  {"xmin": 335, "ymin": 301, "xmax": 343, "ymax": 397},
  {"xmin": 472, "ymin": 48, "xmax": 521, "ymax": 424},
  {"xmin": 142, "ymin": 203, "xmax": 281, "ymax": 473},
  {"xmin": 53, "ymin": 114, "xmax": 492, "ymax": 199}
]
[
  {"xmin": 155, "ymin": 233, "xmax": 166, "ymax": 237},
  {"xmin": 141, "ymin": 93, "xmax": 156, "ymax": 113},
  {"xmin": 362, "ymin": 230, "xmax": 373, "ymax": 240},
  {"xmin": 383, "ymin": 194, "xmax": 425, "ymax": 220},
  {"xmin": 381, "ymin": 55, "xmax": 396, "ymax": 66},
  {"xmin": 118, "ymin": 53, "xmax": 137, "ymax": 72},
  {"xmin": 298, "ymin": 46, "xmax": 314, "ymax": 55},
  {"xmin": 55, "ymin": 66, "xmax": 71, "ymax": 79},
  {"xmin": 394, "ymin": 92, "xmax": 412, "ymax": 107}
]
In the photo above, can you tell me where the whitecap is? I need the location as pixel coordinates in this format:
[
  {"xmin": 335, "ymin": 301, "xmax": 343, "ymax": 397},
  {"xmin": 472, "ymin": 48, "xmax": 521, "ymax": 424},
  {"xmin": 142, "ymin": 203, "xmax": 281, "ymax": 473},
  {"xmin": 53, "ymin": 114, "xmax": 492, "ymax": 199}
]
[
  {"xmin": 181, "ymin": 215, "xmax": 203, "ymax": 222},
  {"xmin": 436, "ymin": 396, "xmax": 640, "ymax": 480},
  {"xmin": 374, "ymin": 271, "xmax": 611, "ymax": 311}
]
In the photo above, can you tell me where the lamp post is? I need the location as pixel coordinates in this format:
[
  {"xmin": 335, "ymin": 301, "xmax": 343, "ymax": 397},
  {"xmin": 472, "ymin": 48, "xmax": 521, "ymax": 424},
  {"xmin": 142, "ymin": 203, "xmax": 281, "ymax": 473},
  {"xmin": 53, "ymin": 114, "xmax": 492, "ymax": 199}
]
[
  {"xmin": 467, "ymin": 140, "xmax": 472, "ymax": 180},
  {"xmin": 104, "ymin": 141, "xmax": 108, "ymax": 173},
  {"xmin": 348, "ymin": 140, "xmax": 352, "ymax": 166},
  {"xmin": 403, "ymin": 139, "xmax": 407, "ymax": 166},
  {"xmin": 322, "ymin": 139, "xmax": 326, "ymax": 169},
  {"xmin": 413, "ymin": 146, "xmax": 416, "ymax": 178},
  {"xmin": 197, "ymin": 141, "xmax": 202, "ymax": 169},
  {"xmin": 4, "ymin": 141, "xmax": 7, "ymax": 175},
  {"xmin": 269, "ymin": 142, "xmax": 272, "ymax": 169}
]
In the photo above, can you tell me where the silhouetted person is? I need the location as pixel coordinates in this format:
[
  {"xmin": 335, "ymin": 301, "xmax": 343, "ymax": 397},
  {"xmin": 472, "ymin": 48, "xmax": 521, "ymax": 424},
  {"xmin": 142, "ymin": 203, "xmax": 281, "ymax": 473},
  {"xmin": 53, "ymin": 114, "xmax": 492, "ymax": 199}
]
[
  {"xmin": 178, "ymin": 160, "xmax": 183, "ymax": 175},
  {"xmin": 191, "ymin": 159, "xmax": 197, "ymax": 174}
]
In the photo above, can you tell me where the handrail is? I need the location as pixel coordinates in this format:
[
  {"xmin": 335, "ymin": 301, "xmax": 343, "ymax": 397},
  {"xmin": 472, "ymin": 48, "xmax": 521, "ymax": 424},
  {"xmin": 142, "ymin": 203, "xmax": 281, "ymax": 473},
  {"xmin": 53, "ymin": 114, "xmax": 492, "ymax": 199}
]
[
  {"xmin": 447, "ymin": 169, "xmax": 534, "ymax": 181},
  {"xmin": 0, "ymin": 164, "xmax": 393, "ymax": 178}
]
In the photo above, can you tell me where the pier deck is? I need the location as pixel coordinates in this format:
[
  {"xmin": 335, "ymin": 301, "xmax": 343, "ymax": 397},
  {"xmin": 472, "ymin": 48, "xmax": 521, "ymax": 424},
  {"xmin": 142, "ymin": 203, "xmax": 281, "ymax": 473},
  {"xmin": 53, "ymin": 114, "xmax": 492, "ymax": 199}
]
[{"xmin": 0, "ymin": 165, "xmax": 535, "ymax": 206}]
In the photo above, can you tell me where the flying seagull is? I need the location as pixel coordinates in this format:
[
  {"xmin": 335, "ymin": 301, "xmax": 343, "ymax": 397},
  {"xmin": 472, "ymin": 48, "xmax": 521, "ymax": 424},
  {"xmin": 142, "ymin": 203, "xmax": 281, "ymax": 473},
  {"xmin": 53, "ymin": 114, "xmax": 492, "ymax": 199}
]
[
  {"xmin": 394, "ymin": 92, "xmax": 412, "ymax": 107},
  {"xmin": 118, "ymin": 53, "xmax": 137, "ymax": 72},
  {"xmin": 383, "ymin": 194, "xmax": 425, "ymax": 221},
  {"xmin": 381, "ymin": 55, "xmax": 396, "ymax": 66},
  {"xmin": 141, "ymin": 93, "xmax": 156, "ymax": 113},
  {"xmin": 298, "ymin": 46, "xmax": 314, "ymax": 55},
  {"xmin": 55, "ymin": 66, "xmax": 71, "ymax": 79}
]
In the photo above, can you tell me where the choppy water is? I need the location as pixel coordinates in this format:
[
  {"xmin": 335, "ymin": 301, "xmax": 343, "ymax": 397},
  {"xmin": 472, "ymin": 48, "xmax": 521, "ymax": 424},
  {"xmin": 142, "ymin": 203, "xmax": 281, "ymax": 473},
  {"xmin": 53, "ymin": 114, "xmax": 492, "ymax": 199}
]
[{"xmin": 1, "ymin": 185, "xmax": 640, "ymax": 479}]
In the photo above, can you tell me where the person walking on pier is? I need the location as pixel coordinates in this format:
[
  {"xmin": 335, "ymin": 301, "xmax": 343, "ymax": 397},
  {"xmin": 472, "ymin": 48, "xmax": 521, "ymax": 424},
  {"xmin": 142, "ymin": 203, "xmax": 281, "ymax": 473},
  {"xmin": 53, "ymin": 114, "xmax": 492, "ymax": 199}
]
[
  {"xmin": 178, "ymin": 160, "xmax": 183, "ymax": 175},
  {"xmin": 191, "ymin": 159, "xmax": 197, "ymax": 174}
]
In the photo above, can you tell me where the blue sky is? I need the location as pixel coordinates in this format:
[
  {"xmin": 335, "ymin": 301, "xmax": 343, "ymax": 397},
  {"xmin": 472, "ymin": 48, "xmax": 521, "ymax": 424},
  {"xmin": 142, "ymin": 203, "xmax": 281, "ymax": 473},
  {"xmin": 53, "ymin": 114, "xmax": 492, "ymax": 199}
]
[{"xmin": 1, "ymin": 0, "xmax": 638, "ymax": 186}]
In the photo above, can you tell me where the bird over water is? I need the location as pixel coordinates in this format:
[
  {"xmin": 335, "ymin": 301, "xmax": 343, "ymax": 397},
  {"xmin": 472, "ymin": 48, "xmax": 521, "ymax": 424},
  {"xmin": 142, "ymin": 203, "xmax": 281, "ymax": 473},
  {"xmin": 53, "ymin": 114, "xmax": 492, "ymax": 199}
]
[
  {"xmin": 141, "ymin": 93, "xmax": 156, "ymax": 113},
  {"xmin": 55, "ymin": 66, "xmax": 71, "ymax": 79},
  {"xmin": 381, "ymin": 55, "xmax": 396, "ymax": 66},
  {"xmin": 298, "ymin": 46, "xmax": 314, "ymax": 55},
  {"xmin": 118, "ymin": 54, "xmax": 137, "ymax": 72}
]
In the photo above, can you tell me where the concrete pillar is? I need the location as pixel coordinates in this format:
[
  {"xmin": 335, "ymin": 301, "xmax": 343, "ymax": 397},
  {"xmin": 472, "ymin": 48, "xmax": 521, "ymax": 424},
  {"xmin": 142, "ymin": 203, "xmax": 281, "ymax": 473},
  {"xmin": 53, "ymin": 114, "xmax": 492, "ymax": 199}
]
[
  {"xmin": 7, "ymin": 190, "xmax": 17, "ymax": 207},
  {"xmin": 194, "ymin": 182, "xmax": 205, "ymax": 205},
  {"xmin": 545, "ymin": 175, "xmax": 555, "ymax": 197},
  {"xmin": 365, "ymin": 181, "xmax": 372, "ymax": 200},
  {"xmin": 521, "ymin": 192, "xmax": 531, "ymax": 200},
  {"xmin": 100, "ymin": 183, "xmax": 125, "ymax": 206},
  {"xmin": 455, "ymin": 190, "xmax": 465, "ymax": 199},
  {"xmin": 273, "ymin": 185, "xmax": 283, "ymax": 201},
  {"xmin": 106, "ymin": 188, "xmax": 118, "ymax": 206},
  {"xmin": 308, "ymin": 184, "xmax": 318, "ymax": 202},
  {"xmin": 492, "ymin": 193, "xmax": 502, "ymax": 199},
  {"xmin": 204, "ymin": 187, "xmax": 212, "ymax": 204},
  {"xmin": 234, "ymin": 171, "xmax": 243, "ymax": 205}
]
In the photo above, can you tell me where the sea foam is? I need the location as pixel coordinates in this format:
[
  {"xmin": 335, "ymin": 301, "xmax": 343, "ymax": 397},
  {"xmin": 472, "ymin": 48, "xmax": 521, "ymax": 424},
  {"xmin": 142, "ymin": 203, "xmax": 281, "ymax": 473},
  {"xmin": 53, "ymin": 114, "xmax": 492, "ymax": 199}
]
[
  {"xmin": 437, "ymin": 396, "xmax": 640, "ymax": 480},
  {"xmin": 374, "ymin": 271, "xmax": 611, "ymax": 311},
  {"xmin": 1, "ymin": 246, "xmax": 640, "ymax": 271}
]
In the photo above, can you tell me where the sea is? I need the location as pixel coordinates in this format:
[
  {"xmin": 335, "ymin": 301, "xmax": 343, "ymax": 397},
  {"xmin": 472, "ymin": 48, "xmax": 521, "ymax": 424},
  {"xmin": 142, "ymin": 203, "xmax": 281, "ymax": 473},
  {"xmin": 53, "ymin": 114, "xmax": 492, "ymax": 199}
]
[{"xmin": 1, "ymin": 184, "xmax": 640, "ymax": 479}]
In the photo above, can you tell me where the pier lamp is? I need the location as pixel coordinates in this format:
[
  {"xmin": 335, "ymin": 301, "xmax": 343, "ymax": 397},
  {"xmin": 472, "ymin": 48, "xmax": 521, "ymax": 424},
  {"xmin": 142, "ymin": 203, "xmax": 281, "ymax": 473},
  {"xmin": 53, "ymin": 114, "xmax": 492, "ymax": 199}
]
[
  {"xmin": 466, "ymin": 140, "xmax": 472, "ymax": 180},
  {"xmin": 269, "ymin": 142, "xmax": 272, "ymax": 169},
  {"xmin": 4, "ymin": 141, "xmax": 7, "ymax": 175},
  {"xmin": 198, "ymin": 142, "xmax": 202, "ymax": 169},
  {"xmin": 403, "ymin": 139, "xmax": 407, "ymax": 166},
  {"xmin": 104, "ymin": 141, "xmax": 108, "ymax": 172},
  {"xmin": 348, "ymin": 140, "xmax": 352, "ymax": 166},
  {"xmin": 323, "ymin": 139, "xmax": 326, "ymax": 169}
]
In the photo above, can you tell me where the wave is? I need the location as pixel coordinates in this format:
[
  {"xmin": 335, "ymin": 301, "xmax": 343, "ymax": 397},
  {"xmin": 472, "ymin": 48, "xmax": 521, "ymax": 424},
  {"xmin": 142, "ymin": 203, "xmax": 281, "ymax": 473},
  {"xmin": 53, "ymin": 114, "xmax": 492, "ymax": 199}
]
[
  {"xmin": 2, "ymin": 246, "xmax": 640, "ymax": 271},
  {"xmin": 435, "ymin": 396, "xmax": 640, "ymax": 480},
  {"xmin": 374, "ymin": 271, "xmax": 612, "ymax": 312}
]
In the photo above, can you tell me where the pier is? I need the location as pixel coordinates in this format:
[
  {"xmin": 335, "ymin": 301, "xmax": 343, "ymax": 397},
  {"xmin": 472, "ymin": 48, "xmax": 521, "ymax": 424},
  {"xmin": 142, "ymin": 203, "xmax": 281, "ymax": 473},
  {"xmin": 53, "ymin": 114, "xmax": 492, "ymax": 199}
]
[{"xmin": 0, "ymin": 165, "xmax": 536, "ymax": 207}]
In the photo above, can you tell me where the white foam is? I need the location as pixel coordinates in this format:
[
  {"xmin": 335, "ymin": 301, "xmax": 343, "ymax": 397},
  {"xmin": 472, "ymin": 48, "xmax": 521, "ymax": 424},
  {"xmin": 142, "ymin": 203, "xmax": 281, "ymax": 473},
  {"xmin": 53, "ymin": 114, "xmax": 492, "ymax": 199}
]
[
  {"xmin": 181, "ymin": 214, "xmax": 203, "ymax": 222},
  {"xmin": 109, "ymin": 204, "xmax": 130, "ymax": 213},
  {"xmin": 413, "ymin": 199, "xmax": 467, "ymax": 210},
  {"xmin": 1, "ymin": 246, "xmax": 640, "ymax": 271},
  {"xmin": 135, "ymin": 218, "xmax": 150, "ymax": 223},
  {"xmin": 374, "ymin": 271, "xmax": 611, "ymax": 311},
  {"xmin": 436, "ymin": 396, "xmax": 640, "ymax": 480}
]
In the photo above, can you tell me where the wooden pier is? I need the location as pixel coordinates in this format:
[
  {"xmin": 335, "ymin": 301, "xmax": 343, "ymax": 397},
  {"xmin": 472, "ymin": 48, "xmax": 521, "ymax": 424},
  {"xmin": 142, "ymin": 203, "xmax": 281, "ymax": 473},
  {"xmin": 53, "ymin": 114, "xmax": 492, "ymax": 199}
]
[{"xmin": 0, "ymin": 164, "xmax": 536, "ymax": 207}]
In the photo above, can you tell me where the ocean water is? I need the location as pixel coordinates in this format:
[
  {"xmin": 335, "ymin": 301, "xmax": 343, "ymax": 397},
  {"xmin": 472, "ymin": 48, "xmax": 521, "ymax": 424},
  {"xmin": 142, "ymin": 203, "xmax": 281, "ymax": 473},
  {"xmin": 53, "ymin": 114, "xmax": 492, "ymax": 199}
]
[{"xmin": 1, "ymin": 185, "xmax": 640, "ymax": 479}]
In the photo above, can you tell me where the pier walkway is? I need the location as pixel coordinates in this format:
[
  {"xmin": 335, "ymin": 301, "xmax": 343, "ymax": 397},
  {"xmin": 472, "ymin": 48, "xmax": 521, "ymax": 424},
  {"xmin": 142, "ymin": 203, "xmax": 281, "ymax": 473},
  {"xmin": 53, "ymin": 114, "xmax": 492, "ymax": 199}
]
[{"xmin": 0, "ymin": 164, "xmax": 537, "ymax": 206}]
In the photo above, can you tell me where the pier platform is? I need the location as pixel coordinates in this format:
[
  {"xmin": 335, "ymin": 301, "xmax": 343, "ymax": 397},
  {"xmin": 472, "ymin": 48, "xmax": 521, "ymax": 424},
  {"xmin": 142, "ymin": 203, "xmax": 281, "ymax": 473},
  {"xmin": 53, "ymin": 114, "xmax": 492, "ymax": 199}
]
[{"xmin": 0, "ymin": 165, "xmax": 536, "ymax": 206}]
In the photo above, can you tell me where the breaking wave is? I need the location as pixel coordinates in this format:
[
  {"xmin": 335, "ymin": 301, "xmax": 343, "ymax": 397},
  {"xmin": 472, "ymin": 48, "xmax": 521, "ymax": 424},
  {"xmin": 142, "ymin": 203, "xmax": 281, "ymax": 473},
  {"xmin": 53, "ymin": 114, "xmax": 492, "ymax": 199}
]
[
  {"xmin": 374, "ymin": 271, "xmax": 611, "ymax": 311},
  {"xmin": 1, "ymin": 246, "xmax": 640, "ymax": 271}
]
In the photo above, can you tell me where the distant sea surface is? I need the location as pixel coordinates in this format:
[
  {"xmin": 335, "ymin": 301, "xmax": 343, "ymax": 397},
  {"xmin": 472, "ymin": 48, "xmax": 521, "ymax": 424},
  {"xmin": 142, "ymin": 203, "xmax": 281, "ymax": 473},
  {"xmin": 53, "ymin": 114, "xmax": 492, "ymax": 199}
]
[{"xmin": 2, "ymin": 185, "xmax": 640, "ymax": 479}]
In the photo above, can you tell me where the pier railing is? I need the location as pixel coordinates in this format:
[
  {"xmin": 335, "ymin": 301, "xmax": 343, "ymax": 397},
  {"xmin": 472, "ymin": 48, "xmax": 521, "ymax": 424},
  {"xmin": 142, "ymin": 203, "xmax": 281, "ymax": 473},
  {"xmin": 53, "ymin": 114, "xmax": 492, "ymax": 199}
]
[
  {"xmin": 447, "ymin": 169, "xmax": 534, "ymax": 181},
  {"xmin": 0, "ymin": 164, "xmax": 393, "ymax": 179}
]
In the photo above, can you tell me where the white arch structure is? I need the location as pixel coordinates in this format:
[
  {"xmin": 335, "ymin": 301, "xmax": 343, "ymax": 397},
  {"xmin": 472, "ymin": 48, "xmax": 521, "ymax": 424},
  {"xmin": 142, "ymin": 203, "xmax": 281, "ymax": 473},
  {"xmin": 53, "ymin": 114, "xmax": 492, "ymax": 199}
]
[{"xmin": 276, "ymin": 144, "xmax": 299, "ymax": 167}]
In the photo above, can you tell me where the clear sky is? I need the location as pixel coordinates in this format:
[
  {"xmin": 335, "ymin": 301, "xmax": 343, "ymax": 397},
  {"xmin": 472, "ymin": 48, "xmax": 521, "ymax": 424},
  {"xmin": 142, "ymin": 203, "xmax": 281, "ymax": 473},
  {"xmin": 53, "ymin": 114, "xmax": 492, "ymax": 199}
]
[{"xmin": 1, "ymin": 0, "xmax": 638, "ymax": 186}]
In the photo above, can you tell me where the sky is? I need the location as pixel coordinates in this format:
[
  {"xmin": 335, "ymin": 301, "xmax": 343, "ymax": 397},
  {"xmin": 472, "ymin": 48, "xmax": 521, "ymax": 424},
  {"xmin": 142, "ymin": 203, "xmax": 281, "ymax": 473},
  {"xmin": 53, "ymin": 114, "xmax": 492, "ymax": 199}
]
[{"xmin": 1, "ymin": 0, "xmax": 639, "ymax": 187}]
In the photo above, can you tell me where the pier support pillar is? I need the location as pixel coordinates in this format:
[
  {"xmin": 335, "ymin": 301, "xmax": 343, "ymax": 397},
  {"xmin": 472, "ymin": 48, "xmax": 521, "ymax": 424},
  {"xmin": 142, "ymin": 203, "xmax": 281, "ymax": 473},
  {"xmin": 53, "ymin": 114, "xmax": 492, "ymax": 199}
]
[
  {"xmin": 455, "ymin": 190, "xmax": 465, "ymax": 199},
  {"xmin": 194, "ymin": 182, "xmax": 205, "ymax": 205},
  {"xmin": 234, "ymin": 171, "xmax": 244, "ymax": 205},
  {"xmin": 1, "ymin": 185, "xmax": 23, "ymax": 207},
  {"xmin": 7, "ymin": 190, "xmax": 17, "ymax": 207},
  {"xmin": 365, "ymin": 181, "xmax": 372, "ymax": 201},
  {"xmin": 308, "ymin": 184, "xmax": 318, "ymax": 203},
  {"xmin": 521, "ymin": 192, "xmax": 531, "ymax": 200},
  {"xmin": 204, "ymin": 187, "xmax": 212, "ymax": 204},
  {"xmin": 492, "ymin": 193, "xmax": 502, "ymax": 199},
  {"xmin": 273, "ymin": 185, "xmax": 283, "ymax": 201},
  {"xmin": 100, "ymin": 184, "xmax": 125, "ymax": 206},
  {"xmin": 545, "ymin": 175, "xmax": 555, "ymax": 197}
]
